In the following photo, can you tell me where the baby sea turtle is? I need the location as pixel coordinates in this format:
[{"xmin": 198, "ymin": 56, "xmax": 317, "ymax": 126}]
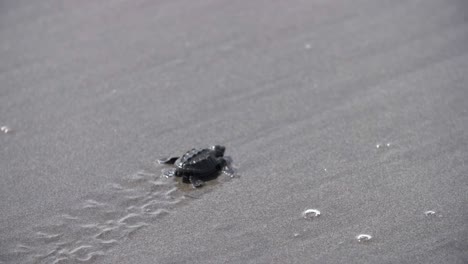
[{"xmin": 158, "ymin": 145, "xmax": 231, "ymax": 188}]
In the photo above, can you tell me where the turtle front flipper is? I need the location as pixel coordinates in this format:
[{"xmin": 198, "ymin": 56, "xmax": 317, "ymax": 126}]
[
  {"xmin": 157, "ymin": 157, "xmax": 179, "ymax": 164},
  {"xmin": 222, "ymin": 165, "xmax": 235, "ymax": 177},
  {"xmin": 189, "ymin": 175, "xmax": 204, "ymax": 188},
  {"xmin": 216, "ymin": 157, "xmax": 235, "ymax": 176}
]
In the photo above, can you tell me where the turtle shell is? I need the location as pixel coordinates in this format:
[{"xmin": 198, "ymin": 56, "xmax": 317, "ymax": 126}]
[{"xmin": 175, "ymin": 148, "xmax": 219, "ymax": 175}]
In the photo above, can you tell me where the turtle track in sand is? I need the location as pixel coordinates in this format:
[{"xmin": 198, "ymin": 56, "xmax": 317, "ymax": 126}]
[{"xmin": 1, "ymin": 163, "xmax": 237, "ymax": 264}]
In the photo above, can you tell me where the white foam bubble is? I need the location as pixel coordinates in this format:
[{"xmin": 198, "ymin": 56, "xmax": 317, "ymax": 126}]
[
  {"xmin": 356, "ymin": 234, "xmax": 372, "ymax": 242},
  {"xmin": 302, "ymin": 209, "xmax": 321, "ymax": 219}
]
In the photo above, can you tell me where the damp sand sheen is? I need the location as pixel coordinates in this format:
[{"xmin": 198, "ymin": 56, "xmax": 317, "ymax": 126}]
[{"xmin": 2, "ymin": 167, "xmax": 236, "ymax": 264}]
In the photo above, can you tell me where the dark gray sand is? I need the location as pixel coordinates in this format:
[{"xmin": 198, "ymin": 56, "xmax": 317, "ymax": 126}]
[{"xmin": 1, "ymin": 0, "xmax": 468, "ymax": 263}]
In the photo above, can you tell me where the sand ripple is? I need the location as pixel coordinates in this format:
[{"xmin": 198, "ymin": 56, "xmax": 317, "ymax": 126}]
[
  {"xmin": 1, "ymin": 156, "xmax": 237, "ymax": 264},
  {"xmin": 2, "ymin": 169, "xmax": 214, "ymax": 263}
]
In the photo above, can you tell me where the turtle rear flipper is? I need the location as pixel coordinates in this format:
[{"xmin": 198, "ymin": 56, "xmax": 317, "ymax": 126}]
[
  {"xmin": 157, "ymin": 157, "xmax": 179, "ymax": 164},
  {"xmin": 189, "ymin": 175, "xmax": 204, "ymax": 188}
]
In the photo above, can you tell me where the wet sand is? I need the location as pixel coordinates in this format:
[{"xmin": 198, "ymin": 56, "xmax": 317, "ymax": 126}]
[{"xmin": 1, "ymin": 0, "xmax": 468, "ymax": 263}]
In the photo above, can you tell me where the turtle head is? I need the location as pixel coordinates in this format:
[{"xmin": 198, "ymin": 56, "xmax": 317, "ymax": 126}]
[{"xmin": 211, "ymin": 145, "xmax": 225, "ymax": 157}]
